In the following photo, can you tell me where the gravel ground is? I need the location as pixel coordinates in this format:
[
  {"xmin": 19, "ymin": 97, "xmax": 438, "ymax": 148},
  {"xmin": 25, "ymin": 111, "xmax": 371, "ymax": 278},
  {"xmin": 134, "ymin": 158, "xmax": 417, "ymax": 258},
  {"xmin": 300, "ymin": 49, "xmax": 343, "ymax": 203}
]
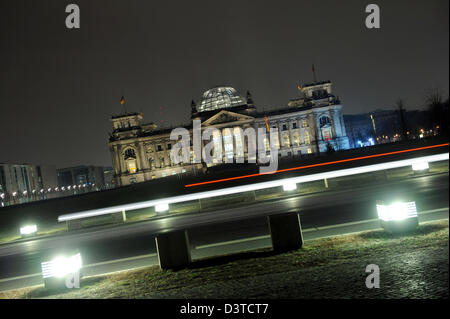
[
  {"xmin": 149, "ymin": 243, "xmax": 448, "ymax": 299},
  {"xmin": 1, "ymin": 220, "xmax": 448, "ymax": 299}
]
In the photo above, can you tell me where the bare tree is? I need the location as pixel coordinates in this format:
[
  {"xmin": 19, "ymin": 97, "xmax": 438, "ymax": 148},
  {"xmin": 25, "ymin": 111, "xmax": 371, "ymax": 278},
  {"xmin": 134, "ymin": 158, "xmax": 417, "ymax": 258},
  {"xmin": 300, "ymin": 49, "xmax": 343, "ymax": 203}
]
[
  {"xmin": 395, "ymin": 99, "xmax": 408, "ymax": 141},
  {"xmin": 426, "ymin": 88, "xmax": 449, "ymax": 137}
]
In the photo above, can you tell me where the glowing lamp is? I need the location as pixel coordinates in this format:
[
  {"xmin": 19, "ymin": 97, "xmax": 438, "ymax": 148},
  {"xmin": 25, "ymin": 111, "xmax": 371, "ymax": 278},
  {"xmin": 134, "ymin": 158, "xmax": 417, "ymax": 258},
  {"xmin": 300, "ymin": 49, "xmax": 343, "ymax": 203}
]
[
  {"xmin": 155, "ymin": 203, "xmax": 169, "ymax": 213},
  {"xmin": 412, "ymin": 162, "xmax": 429, "ymax": 171},
  {"xmin": 20, "ymin": 224, "xmax": 37, "ymax": 236},
  {"xmin": 283, "ymin": 182, "xmax": 297, "ymax": 191},
  {"xmin": 41, "ymin": 251, "xmax": 82, "ymax": 290},
  {"xmin": 376, "ymin": 201, "xmax": 418, "ymax": 232},
  {"xmin": 41, "ymin": 253, "xmax": 82, "ymax": 279}
]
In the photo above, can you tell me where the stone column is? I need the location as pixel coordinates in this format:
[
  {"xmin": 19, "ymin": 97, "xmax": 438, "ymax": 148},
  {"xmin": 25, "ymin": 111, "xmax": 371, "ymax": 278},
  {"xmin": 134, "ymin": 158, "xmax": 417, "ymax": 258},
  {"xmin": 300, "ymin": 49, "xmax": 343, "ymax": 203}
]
[
  {"xmin": 119, "ymin": 146, "xmax": 127, "ymax": 174},
  {"xmin": 113, "ymin": 145, "xmax": 121, "ymax": 175},
  {"xmin": 134, "ymin": 143, "xmax": 143, "ymax": 171},
  {"xmin": 139, "ymin": 142, "xmax": 150, "ymax": 170}
]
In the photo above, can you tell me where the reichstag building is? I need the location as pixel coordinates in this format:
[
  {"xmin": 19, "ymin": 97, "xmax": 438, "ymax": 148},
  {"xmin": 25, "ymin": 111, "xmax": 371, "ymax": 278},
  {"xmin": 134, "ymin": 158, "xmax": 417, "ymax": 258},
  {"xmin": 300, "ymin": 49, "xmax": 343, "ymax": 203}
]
[{"xmin": 109, "ymin": 80, "xmax": 350, "ymax": 186}]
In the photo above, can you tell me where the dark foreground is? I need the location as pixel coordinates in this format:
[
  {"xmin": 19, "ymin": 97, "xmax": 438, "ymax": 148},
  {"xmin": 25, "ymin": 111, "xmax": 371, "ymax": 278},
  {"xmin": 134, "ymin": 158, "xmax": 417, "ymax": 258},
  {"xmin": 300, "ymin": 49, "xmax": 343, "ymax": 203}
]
[{"xmin": 2, "ymin": 220, "xmax": 448, "ymax": 299}]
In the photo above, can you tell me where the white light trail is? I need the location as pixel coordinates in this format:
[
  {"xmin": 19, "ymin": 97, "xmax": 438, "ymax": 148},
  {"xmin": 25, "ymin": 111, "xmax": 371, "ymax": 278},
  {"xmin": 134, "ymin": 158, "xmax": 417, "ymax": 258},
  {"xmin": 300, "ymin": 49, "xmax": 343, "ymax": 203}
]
[{"xmin": 58, "ymin": 153, "xmax": 449, "ymax": 222}]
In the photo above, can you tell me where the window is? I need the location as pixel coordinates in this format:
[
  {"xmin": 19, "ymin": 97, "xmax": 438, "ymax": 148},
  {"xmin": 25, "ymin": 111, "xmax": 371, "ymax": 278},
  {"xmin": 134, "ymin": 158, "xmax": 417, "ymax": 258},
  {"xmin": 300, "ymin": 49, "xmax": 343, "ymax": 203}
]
[
  {"xmin": 157, "ymin": 145, "xmax": 163, "ymax": 152},
  {"xmin": 304, "ymin": 131, "xmax": 310, "ymax": 144},
  {"xmin": 320, "ymin": 116, "xmax": 331, "ymax": 127},
  {"xmin": 307, "ymin": 148, "xmax": 312, "ymax": 154},
  {"xmin": 292, "ymin": 122, "xmax": 297, "ymax": 129},
  {"xmin": 282, "ymin": 124, "xmax": 287, "ymax": 131},
  {"xmin": 302, "ymin": 119, "xmax": 308, "ymax": 128},
  {"xmin": 167, "ymin": 143, "xmax": 172, "ymax": 150},
  {"xmin": 124, "ymin": 148, "xmax": 136, "ymax": 160},
  {"xmin": 293, "ymin": 132, "xmax": 300, "ymax": 146}
]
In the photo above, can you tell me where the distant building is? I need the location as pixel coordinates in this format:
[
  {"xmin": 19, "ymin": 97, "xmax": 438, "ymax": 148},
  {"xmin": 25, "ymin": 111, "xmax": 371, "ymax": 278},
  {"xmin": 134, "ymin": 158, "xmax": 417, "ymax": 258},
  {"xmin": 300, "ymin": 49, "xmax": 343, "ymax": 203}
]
[
  {"xmin": 103, "ymin": 167, "xmax": 115, "ymax": 189},
  {"xmin": 57, "ymin": 165, "xmax": 107, "ymax": 189},
  {"xmin": 344, "ymin": 109, "xmax": 435, "ymax": 148},
  {"xmin": 0, "ymin": 163, "xmax": 58, "ymax": 205},
  {"xmin": 109, "ymin": 80, "xmax": 351, "ymax": 186}
]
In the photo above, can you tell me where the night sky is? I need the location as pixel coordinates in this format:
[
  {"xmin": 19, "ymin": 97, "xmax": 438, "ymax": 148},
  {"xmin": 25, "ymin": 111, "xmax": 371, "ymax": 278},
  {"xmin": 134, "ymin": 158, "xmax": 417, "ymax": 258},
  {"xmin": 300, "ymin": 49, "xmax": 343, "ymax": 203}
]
[{"xmin": 0, "ymin": 0, "xmax": 448, "ymax": 168}]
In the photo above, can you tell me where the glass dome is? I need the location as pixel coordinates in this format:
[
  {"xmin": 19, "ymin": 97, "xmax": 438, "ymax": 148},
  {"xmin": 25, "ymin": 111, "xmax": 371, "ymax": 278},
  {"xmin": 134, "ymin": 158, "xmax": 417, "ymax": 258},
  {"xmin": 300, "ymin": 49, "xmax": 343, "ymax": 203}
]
[{"xmin": 197, "ymin": 86, "xmax": 246, "ymax": 112}]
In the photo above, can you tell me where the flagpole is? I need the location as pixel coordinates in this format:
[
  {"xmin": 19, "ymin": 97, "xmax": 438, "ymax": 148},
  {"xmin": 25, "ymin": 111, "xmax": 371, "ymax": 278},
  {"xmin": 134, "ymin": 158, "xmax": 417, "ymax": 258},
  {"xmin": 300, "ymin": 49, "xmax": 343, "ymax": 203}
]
[{"xmin": 312, "ymin": 64, "xmax": 317, "ymax": 83}]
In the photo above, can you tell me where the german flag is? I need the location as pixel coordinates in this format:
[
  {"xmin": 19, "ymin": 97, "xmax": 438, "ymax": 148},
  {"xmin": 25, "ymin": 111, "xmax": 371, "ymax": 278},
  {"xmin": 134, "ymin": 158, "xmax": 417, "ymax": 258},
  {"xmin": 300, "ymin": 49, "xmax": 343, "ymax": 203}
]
[
  {"xmin": 120, "ymin": 96, "xmax": 125, "ymax": 105},
  {"xmin": 264, "ymin": 115, "xmax": 270, "ymax": 132}
]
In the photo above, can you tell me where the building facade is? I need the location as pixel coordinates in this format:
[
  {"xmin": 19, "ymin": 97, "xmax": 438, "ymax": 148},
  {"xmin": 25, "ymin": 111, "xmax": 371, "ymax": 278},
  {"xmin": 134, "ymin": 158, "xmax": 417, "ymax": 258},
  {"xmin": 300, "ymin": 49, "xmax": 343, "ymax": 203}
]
[
  {"xmin": 109, "ymin": 81, "xmax": 350, "ymax": 186},
  {"xmin": 0, "ymin": 163, "xmax": 58, "ymax": 205},
  {"xmin": 57, "ymin": 165, "xmax": 106, "ymax": 189}
]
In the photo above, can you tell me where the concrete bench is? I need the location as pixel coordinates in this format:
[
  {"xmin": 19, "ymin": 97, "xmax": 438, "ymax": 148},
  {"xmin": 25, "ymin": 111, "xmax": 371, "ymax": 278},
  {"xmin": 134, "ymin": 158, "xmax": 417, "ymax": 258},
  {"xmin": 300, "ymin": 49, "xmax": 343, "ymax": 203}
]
[{"xmin": 155, "ymin": 210, "xmax": 303, "ymax": 270}]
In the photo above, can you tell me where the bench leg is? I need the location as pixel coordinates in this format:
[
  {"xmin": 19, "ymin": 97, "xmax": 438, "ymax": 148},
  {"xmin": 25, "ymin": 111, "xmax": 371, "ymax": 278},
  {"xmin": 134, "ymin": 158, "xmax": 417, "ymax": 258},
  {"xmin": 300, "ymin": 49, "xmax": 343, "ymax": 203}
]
[
  {"xmin": 112, "ymin": 210, "xmax": 126, "ymax": 223},
  {"xmin": 155, "ymin": 230, "xmax": 191, "ymax": 270},
  {"xmin": 67, "ymin": 219, "xmax": 82, "ymax": 231},
  {"xmin": 268, "ymin": 212, "xmax": 304, "ymax": 252}
]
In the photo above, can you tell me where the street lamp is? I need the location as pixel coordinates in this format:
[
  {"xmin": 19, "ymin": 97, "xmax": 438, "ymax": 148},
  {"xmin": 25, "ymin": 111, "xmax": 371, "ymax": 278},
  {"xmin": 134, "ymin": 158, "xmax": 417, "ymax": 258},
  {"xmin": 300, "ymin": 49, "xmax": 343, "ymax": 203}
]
[
  {"xmin": 376, "ymin": 200, "xmax": 418, "ymax": 232},
  {"xmin": 41, "ymin": 251, "xmax": 82, "ymax": 290}
]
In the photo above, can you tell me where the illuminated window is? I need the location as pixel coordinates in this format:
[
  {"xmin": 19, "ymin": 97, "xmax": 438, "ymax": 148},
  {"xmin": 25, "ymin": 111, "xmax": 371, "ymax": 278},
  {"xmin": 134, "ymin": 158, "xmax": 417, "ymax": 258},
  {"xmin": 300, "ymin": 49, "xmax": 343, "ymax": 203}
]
[
  {"xmin": 307, "ymin": 148, "xmax": 312, "ymax": 154},
  {"xmin": 302, "ymin": 119, "xmax": 308, "ymax": 128},
  {"xmin": 127, "ymin": 161, "xmax": 137, "ymax": 174},
  {"xmin": 223, "ymin": 128, "xmax": 234, "ymax": 159},
  {"xmin": 322, "ymin": 127, "xmax": 332, "ymax": 141},
  {"xmin": 234, "ymin": 127, "xmax": 244, "ymax": 158},
  {"xmin": 283, "ymin": 133, "xmax": 290, "ymax": 147},
  {"xmin": 304, "ymin": 131, "xmax": 310, "ymax": 144},
  {"xmin": 293, "ymin": 132, "xmax": 300, "ymax": 146}
]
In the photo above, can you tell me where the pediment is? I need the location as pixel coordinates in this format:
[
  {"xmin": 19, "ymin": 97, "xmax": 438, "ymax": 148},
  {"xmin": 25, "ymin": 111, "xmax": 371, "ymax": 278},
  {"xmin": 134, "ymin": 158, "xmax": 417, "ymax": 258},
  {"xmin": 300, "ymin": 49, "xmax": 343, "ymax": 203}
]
[{"xmin": 203, "ymin": 110, "xmax": 254, "ymax": 126}]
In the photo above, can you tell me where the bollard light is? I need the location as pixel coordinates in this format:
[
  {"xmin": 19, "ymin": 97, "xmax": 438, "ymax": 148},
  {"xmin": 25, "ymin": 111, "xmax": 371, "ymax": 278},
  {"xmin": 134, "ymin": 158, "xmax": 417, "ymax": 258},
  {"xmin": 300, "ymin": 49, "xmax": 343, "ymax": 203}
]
[
  {"xmin": 376, "ymin": 201, "xmax": 418, "ymax": 232},
  {"xmin": 412, "ymin": 162, "xmax": 429, "ymax": 171},
  {"xmin": 41, "ymin": 251, "xmax": 82, "ymax": 290},
  {"xmin": 20, "ymin": 224, "xmax": 37, "ymax": 236},
  {"xmin": 155, "ymin": 203, "xmax": 169, "ymax": 213},
  {"xmin": 283, "ymin": 182, "xmax": 297, "ymax": 192},
  {"xmin": 376, "ymin": 201, "xmax": 418, "ymax": 221},
  {"xmin": 41, "ymin": 253, "xmax": 82, "ymax": 279}
]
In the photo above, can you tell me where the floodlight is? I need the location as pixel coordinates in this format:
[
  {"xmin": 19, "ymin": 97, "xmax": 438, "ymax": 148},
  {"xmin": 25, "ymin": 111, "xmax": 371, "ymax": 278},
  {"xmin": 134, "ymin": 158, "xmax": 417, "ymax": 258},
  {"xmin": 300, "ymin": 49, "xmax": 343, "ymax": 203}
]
[
  {"xmin": 155, "ymin": 203, "xmax": 169, "ymax": 212},
  {"xmin": 20, "ymin": 224, "xmax": 37, "ymax": 236},
  {"xmin": 283, "ymin": 182, "xmax": 297, "ymax": 191},
  {"xmin": 412, "ymin": 162, "xmax": 429, "ymax": 171},
  {"xmin": 41, "ymin": 252, "xmax": 82, "ymax": 279},
  {"xmin": 376, "ymin": 201, "xmax": 418, "ymax": 222}
]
